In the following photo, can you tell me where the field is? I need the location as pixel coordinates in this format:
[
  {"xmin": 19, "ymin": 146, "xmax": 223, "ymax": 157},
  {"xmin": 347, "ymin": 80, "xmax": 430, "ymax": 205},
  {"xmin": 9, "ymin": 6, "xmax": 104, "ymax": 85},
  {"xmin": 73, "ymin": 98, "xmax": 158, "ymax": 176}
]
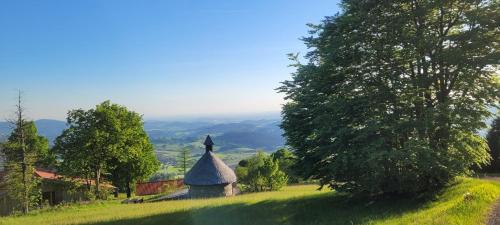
[{"xmin": 1, "ymin": 178, "xmax": 499, "ymax": 225}]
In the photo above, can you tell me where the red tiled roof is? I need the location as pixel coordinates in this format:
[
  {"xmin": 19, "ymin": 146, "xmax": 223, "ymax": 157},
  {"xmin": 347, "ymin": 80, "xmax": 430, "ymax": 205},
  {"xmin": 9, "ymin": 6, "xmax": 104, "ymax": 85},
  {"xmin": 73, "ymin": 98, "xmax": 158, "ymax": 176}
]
[
  {"xmin": 0, "ymin": 168, "xmax": 115, "ymax": 189},
  {"xmin": 34, "ymin": 169, "xmax": 63, "ymax": 180},
  {"xmin": 136, "ymin": 179, "xmax": 184, "ymax": 196},
  {"xmin": 33, "ymin": 169, "xmax": 115, "ymax": 188}
]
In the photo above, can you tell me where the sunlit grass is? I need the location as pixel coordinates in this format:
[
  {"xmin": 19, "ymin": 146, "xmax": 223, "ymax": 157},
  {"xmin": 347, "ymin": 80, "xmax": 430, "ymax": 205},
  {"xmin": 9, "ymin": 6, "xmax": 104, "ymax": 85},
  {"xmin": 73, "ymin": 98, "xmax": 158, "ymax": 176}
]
[{"xmin": 1, "ymin": 178, "xmax": 499, "ymax": 225}]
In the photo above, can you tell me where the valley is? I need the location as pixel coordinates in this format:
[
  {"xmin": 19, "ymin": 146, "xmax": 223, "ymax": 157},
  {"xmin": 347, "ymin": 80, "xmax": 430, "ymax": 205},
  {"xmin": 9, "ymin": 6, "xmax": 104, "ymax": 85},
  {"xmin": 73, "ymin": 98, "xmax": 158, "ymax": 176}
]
[{"xmin": 0, "ymin": 118, "xmax": 285, "ymax": 173}]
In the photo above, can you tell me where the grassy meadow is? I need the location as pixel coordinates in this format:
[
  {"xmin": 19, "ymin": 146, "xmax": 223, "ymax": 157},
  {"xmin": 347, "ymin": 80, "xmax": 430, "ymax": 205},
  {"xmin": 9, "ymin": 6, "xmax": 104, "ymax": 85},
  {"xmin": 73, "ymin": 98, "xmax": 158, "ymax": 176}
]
[{"xmin": 1, "ymin": 178, "xmax": 499, "ymax": 225}]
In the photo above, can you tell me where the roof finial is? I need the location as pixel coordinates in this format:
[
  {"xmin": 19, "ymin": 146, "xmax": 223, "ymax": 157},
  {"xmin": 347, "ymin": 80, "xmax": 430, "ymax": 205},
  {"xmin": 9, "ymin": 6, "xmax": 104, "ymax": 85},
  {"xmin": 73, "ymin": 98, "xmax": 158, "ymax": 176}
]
[{"xmin": 204, "ymin": 135, "xmax": 214, "ymax": 152}]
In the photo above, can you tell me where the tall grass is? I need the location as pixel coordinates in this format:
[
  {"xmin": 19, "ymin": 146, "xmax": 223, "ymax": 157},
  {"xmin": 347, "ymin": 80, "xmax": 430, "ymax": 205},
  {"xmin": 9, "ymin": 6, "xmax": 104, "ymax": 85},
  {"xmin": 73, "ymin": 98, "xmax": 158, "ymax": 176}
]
[{"xmin": 1, "ymin": 178, "xmax": 499, "ymax": 225}]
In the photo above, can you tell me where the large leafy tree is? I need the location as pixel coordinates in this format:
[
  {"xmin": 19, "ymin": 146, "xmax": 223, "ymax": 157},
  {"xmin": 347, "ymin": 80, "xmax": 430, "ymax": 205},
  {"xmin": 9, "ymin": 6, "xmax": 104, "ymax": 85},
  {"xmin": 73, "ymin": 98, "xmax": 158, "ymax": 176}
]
[
  {"xmin": 54, "ymin": 101, "xmax": 160, "ymax": 198},
  {"xmin": 280, "ymin": 0, "xmax": 499, "ymax": 194},
  {"xmin": 52, "ymin": 110, "xmax": 95, "ymax": 191},
  {"xmin": 107, "ymin": 109, "xmax": 160, "ymax": 198}
]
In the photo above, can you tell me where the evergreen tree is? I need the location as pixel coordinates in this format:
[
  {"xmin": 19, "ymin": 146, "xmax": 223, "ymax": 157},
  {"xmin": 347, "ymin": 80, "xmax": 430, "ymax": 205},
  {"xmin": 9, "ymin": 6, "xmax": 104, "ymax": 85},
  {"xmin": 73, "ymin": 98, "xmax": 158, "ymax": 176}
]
[
  {"xmin": 177, "ymin": 147, "xmax": 193, "ymax": 177},
  {"xmin": 1, "ymin": 93, "xmax": 48, "ymax": 213}
]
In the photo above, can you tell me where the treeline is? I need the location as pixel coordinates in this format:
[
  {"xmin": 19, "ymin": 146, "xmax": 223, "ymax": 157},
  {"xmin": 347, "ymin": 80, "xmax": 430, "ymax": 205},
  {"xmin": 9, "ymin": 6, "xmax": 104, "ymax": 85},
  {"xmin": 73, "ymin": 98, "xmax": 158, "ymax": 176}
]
[{"xmin": 0, "ymin": 96, "xmax": 159, "ymax": 214}]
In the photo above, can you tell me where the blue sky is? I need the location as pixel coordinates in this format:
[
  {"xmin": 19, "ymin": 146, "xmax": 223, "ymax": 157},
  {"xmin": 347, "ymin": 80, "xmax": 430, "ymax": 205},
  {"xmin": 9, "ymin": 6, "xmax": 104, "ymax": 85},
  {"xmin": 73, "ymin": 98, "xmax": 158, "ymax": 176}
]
[{"xmin": 0, "ymin": 0, "xmax": 340, "ymax": 120}]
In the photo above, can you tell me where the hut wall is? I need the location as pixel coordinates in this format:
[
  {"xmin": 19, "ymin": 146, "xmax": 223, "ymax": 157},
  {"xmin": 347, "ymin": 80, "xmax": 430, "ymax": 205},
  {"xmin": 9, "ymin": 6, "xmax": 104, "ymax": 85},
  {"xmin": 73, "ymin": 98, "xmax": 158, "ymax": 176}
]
[{"xmin": 188, "ymin": 184, "xmax": 233, "ymax": 198}]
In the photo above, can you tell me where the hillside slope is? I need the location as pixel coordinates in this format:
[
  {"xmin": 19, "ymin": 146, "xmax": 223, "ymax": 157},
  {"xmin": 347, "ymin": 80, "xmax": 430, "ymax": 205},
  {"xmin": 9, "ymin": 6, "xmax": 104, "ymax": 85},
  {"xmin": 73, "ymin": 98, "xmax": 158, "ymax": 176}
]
[{"xmin": 1, "ymin": 178, "xmax": 499, "ymax": 225}]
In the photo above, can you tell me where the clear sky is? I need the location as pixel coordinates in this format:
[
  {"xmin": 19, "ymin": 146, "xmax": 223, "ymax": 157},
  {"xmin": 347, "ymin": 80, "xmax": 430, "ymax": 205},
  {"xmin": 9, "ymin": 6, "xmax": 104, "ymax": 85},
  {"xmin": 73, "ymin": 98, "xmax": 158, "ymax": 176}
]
[{"xmin": 0, "ymin": 0, "xmax": 340, "ymax": 120}]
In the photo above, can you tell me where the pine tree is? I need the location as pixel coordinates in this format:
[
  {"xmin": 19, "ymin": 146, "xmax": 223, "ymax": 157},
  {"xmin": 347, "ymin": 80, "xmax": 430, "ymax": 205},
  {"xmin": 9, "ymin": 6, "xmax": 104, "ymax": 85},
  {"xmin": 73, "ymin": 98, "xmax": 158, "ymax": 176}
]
[
  {"xmin": 177, "ymin": 147, "xmax": 193, "ymax": 177},
  {"xmin": 1, "ymin": 92, "xmax": 48, "ymax": 213}
]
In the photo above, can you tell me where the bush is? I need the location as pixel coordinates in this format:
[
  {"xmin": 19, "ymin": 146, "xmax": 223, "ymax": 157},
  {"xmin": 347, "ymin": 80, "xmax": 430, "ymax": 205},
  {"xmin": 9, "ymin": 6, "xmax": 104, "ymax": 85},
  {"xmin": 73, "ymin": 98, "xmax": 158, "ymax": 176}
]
[
  {"xmin": 236, "ymin": 152, "xmax": 288, "ymax": 192},
  {"xmin": 271, "ymin": 148, "xmax": 300, "ymax": 183}
]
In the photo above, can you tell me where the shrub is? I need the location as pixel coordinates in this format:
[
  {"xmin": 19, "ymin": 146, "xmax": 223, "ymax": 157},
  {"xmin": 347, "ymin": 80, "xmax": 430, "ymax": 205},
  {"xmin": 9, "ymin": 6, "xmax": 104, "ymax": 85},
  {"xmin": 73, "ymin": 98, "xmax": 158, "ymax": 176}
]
[{"xmin": 236, "ymin": 152, "xmax": 288, "ymax": 192}]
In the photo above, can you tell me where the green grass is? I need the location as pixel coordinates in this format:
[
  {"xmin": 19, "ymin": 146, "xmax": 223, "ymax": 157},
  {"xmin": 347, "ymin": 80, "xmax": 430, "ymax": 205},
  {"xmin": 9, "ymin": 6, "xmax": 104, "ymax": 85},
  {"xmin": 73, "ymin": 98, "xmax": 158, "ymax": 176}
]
[{"xmin": 1, "ymin": 178, "xmax": 499, "ymax": 225}]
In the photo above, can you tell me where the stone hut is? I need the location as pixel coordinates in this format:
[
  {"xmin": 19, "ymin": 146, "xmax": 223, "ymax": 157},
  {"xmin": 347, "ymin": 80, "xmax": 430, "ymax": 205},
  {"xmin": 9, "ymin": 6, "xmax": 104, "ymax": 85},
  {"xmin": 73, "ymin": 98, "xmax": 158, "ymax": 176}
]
[{"xmin": 184, "ymin": 135, "xmax": 237, "ymax": 198}]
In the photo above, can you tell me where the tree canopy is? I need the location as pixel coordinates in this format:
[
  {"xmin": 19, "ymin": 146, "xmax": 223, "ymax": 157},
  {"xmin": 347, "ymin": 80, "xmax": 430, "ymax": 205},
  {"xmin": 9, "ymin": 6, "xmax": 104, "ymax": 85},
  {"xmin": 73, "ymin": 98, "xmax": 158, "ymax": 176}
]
[
  {"xmin": 3, "ymin": 121, "xmax": 51, "ymax": 168},
  {"xmin": 54, "ymin": 101, "xmax": 160, "ymax": 198},
  {"xmin": 280, "ymin": 0, "xmax": 499, "ymax": 194}
]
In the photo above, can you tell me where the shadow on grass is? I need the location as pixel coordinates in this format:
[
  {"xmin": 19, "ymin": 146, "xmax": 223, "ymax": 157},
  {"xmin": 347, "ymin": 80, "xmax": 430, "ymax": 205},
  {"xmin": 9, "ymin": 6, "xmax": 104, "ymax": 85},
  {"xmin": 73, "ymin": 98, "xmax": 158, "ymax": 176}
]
[{"xmin": 81, "ymin": 192, "xmax": 432, "ymax": 225}]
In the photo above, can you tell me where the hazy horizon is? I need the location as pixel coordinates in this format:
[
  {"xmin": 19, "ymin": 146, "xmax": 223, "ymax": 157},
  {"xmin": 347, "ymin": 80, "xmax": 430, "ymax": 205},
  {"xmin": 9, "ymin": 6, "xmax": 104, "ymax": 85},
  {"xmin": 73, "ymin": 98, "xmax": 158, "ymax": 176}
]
[
  {"xmin": 0, "ymin": 0, "xmax": 341, "ymax": 120},
  {"xmin": 0, "ymin": 109, "xmax": 282, "ymax": 122}
]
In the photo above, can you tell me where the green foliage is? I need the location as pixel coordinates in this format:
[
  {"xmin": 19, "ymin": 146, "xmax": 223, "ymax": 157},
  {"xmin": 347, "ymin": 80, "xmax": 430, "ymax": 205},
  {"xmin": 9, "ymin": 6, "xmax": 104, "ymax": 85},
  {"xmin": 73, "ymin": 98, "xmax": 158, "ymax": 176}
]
[
  {"xmin": 271, "ymin": 148, "xmax": 299, "ymax": 183},
  {"xmin": 3, "ymin": 121, "xmax": 52, "ymax": 168},
  {"xmin": 2, "ymin": 120, "xmax": 49, "ymax": 213},
  {"xmin": 58, "ymin": 178, "xmax": 95, "ymax": 203},
  {"xmin": 54, "ymin": 101, "xmax": 160, "ymax": 198},
  {"xmin": 236, "ymin": 152, "xmax": 288, "ymax": 192},
  {"xmin": 486, "ymin": 116, "xmax": 500, "ymax": 172},
  {"xmin": 105, "ymin": 103, "xmax": 160, "ymax": 198},
  {"xmin": 3, "ymin": 163, "xmax": 41, "ymax": 211},
  {"xmin": 280, "ymin": 0, "xmax": 499, "ymax": 194}
]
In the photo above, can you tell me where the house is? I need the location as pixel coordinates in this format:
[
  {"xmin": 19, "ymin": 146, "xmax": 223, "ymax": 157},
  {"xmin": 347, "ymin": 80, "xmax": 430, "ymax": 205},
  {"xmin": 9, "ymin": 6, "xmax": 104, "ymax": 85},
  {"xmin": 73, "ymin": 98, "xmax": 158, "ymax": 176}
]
[
  {"xmin": 34, "ymin": 169, "xmax": 115, "ymax": 205},
  {"xmin": 184, "ymin": 135, "xmax": 237, "ymax": 198},
  {"xmin": 0, "ymin": 168, "xmax": 115, "ymax": 215}
]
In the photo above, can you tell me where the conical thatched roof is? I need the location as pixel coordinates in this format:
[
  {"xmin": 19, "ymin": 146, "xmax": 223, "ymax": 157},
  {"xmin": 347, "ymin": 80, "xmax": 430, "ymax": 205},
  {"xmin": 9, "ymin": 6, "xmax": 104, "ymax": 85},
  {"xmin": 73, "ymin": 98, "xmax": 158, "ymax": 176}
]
[{"xmin": 184, "ymin": 151, "xmax": 237, "ymax": 185}]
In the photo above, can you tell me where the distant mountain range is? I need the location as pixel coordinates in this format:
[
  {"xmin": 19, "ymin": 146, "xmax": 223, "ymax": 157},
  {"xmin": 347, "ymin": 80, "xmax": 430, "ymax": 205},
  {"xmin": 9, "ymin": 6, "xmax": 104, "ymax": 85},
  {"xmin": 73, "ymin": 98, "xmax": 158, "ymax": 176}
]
[
  {"xmin": 145, "ymin": 119, "xmax": 284, "ymax": 151},
  {"xmin": 0, "ymin": 119, "xmax": 67, "ymax": 143},
  {"xmin": 0, "ymin": 118, "xmax": 286, "ymax": 161}
]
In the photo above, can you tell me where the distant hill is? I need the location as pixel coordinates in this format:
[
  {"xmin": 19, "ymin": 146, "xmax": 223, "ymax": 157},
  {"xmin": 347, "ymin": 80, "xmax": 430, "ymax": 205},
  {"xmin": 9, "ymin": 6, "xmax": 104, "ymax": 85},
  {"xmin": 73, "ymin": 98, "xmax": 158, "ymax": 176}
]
[
  {"xmin": 0, "ymin": 118, "xmax": 285, "ymax": 167},
  {"xmin": 0, "ymin": 122, "xmax": 10, "ymax": 141},
  {"xmin": 0, "ymin": 119, "xmax": 67, "ymax": 143},
  {"xmin": 34, "ymin": 119, "xmax": 67, "ymax": 143},
  {"xmin": 145, "ymin": 119, "xmax": 284, "ymax": 152}
]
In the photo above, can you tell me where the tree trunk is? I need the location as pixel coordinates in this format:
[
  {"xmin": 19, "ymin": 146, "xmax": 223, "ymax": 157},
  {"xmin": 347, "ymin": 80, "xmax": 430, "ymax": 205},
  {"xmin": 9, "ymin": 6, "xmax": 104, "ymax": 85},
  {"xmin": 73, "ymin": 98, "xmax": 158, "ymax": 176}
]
[
  {"xmin": 21, "ymin": 162, "xmax": 28, "ymax": 214},
  {"xmin": 126, "ymin": 182, "xmax": 132, "ymax": 198},
  {"xmin": 95, "ymin": 167, "xmax": 101, "ymax": 199},
  {"xmin": 19, "ymin": 105, "xmax": 28, "ymax": 214},
  {"xmin": 86, "ymin": 175, "xmax": 91, "ymax": 191}
]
